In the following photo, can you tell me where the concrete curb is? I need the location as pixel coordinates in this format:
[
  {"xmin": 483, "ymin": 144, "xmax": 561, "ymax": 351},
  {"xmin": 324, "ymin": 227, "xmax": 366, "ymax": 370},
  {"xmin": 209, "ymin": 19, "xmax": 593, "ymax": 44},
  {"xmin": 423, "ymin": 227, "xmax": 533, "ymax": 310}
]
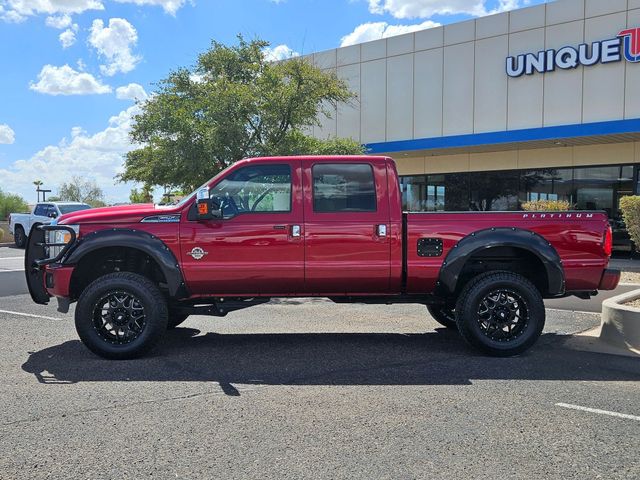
[
  {"xmin": 600, "ymin": 289, "xmax": 640, "ymax": 353},
  {"xmin": 563, "ymin": 289, "xmax": 640, "ymax": 358}
]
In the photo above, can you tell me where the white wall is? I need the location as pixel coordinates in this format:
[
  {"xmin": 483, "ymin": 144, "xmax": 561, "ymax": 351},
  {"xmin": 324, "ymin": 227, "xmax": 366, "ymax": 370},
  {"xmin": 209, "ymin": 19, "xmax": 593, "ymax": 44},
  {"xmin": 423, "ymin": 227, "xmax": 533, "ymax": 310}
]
[{"xmin": 310, "ymin": 0, "xmax": 640, "ymax": 145}]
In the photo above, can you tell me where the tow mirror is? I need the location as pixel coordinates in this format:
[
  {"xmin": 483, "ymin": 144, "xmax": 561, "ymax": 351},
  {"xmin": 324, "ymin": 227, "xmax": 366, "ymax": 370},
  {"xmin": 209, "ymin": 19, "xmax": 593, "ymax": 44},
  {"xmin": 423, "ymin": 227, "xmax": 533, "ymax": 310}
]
[{"xmin": 196, "ymin": 188, "xmax": 221, "ymax": 220}]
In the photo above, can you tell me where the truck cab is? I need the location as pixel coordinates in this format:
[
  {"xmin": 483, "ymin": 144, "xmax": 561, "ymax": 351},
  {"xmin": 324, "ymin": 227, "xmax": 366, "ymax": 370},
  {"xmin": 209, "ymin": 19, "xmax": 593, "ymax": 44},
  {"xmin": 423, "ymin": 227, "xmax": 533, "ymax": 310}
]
[{"xmin": 25, "ymin": 156, "xmax": 620, "ymax": 360}]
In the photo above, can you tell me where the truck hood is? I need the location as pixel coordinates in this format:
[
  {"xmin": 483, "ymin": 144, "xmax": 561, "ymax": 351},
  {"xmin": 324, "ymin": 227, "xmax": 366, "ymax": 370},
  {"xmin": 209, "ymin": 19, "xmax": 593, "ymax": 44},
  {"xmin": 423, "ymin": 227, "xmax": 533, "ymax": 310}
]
[{"xmin": 58, "ymin": 203, "xmax": 182, "ymax": 225}]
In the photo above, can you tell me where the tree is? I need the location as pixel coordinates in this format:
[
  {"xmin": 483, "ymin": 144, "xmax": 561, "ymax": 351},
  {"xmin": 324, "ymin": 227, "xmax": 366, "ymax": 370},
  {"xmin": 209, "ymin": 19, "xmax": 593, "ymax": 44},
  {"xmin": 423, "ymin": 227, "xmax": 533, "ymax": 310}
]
[
  {"xmin": 0, "ymin": 189, "xmax": 29, "ymax": 220},
  {"xmin": 57, "ymin": 176, "xmax": 106, "ymax": 207},
  {"xmin": 119, "ymin": 36, "xmax": 364, "ymax": 192},
  {"xmin": 129, "ymin": 184, "xmax": 155, "ymax": 204}
]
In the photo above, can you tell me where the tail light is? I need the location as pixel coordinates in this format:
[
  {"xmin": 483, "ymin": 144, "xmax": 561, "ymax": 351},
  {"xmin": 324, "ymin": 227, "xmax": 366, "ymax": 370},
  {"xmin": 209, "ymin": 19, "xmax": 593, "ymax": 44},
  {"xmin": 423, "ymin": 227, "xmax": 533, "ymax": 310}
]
[{"xmin": 603, "ymin": 225, "xmax": 613, "ymax": 257}]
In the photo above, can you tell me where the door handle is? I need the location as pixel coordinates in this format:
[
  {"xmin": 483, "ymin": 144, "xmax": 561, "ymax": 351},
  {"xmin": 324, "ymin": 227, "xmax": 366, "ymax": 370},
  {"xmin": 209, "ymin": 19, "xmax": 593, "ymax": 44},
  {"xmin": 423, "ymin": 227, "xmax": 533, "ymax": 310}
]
[
  {"xmin": 377, "ymin": 224, "xmax": 387, "ymax": 237},
  {"xmin": 291, "ymin": 225, "xmax": 301, "ymax": 237}
]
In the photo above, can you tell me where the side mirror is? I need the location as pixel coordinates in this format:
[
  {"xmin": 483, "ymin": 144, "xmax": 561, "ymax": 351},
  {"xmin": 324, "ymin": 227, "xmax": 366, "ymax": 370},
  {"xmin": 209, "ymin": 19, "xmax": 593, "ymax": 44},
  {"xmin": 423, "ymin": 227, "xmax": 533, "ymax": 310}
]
[
  {"xmin": 196, "ymin": 189, "xmax": 221, "ymax": 220},
  {"xmin": 48, "ymin": 212, "xmax": 58, "ymax": 219}
]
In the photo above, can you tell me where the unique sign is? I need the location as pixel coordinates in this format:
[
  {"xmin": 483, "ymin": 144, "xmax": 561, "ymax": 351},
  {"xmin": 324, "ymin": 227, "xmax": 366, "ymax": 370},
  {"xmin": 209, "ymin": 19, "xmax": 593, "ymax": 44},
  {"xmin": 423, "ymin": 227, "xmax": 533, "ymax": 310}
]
[{"xmin": 506, "ymin": 27, "xmax": 640, "ymax": 77}]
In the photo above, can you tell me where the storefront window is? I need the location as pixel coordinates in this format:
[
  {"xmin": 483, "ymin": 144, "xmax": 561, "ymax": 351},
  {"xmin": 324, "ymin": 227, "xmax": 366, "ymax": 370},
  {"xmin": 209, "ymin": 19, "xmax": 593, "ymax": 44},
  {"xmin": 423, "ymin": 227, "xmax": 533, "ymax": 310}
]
[
  {"xmin": 470, "ymin": 171, "xmax": 519, "ymax": 211},
  {"xmin": 520, "ymin": 168, "xmax": 574, "ymax": 205}
]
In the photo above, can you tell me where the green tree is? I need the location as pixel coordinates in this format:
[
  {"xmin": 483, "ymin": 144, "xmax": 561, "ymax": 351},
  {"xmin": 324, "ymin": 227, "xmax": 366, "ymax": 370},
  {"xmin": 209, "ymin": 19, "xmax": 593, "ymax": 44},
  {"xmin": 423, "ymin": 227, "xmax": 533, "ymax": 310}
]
[
  {"xmin": 0, "ymin": 189, "xmax": 29, "ymax": 220},
  {"xmin": 129, "ymin": 184, "xmax": 155, "ymax": 204},
  {"xmin": 119, "ymin": 36, "xmax": 364, "ymax": 192},
  {"xmin": 57, "ymin": 176, "xmax": 106, "ymax": 208}
]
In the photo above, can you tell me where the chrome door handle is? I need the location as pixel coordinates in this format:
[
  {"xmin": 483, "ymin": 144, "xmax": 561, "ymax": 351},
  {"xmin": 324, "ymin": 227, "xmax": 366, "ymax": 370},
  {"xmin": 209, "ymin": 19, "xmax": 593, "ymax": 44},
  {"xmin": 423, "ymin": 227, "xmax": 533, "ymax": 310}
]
[
  {"xmin": 291, "ymin": 225, "xmax": 301, "ymax": 237},
  {"xmin": 377, "ymin": 224, "xmax": 387, "ymax": 237}
]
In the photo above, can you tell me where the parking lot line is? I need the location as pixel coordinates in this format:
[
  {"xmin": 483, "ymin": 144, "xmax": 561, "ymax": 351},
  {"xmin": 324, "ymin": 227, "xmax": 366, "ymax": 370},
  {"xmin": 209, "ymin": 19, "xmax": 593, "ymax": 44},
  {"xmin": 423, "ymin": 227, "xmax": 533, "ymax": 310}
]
[
  {"xmin": 0, "ymin": 268, "xmax": 24, "ymax": 272},
  {"xmin": 556, "ymin": 403, "xmax": 640, "ymax": 422},
  {"xmin": 0, "ymin": 309, "xmax": 63, "ymax": 321},
  {"xmin": 0, "ymin": 257, "xmax": 24, "ymax": 260}
]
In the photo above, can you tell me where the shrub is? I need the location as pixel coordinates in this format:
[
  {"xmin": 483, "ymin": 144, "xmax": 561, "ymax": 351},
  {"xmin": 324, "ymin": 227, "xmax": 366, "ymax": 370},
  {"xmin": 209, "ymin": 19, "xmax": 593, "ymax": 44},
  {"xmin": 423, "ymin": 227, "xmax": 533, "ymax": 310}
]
[
  {"xmin": 620, "ymin": 196, "xmax": 640, "ymax": 252},
  {"xmin": 0, "ymin": 189, "xmax": 29, "ymax": 219},
  {"xmin": 521, "ymin": 200, "xmax": 572, "ymax": 211},
  {"xmin": 0, "ymin": 229, "xmax": 4, "ymax": 242}
]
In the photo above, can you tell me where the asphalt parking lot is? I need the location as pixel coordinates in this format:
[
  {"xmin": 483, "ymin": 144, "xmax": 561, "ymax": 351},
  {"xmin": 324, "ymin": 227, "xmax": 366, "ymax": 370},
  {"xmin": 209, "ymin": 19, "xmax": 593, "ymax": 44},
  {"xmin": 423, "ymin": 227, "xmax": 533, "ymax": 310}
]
[{"xmin": 1, "ymin": 245, "xmax": 639, "ymax": 479}]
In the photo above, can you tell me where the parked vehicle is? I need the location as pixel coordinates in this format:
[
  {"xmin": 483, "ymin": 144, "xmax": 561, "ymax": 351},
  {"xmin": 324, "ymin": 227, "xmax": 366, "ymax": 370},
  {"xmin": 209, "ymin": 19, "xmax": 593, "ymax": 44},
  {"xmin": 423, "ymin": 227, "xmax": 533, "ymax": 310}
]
[
  {"xmin": 25, "ymin": 156, "xmax": 620, "ymax": 359},
  {"xmin": 9, "ymin": 202, "xmax": 91, "ymax": 248}
]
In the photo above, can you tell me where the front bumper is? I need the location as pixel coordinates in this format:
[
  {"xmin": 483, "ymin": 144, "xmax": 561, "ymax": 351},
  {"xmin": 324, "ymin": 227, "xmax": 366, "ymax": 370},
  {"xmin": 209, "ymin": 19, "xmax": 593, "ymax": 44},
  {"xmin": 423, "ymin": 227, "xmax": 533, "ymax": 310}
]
[{"xmin": 599, "ymin": 268, "xmax": 621, "ymax": 291}]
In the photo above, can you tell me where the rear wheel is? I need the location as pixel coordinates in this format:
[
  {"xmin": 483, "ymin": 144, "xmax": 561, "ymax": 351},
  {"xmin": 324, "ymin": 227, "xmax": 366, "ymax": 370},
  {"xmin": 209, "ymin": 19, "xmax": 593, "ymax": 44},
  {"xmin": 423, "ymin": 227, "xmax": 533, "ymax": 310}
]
[
  {"xmin": 13, "ymin": 225, "xmax": 26, "ymax": 248},
  {"xmin": 427, "ymin": 304, "xmax": 457, "ymax": 329},
  {"xmin": 75, "ymin": 272, "xmax": 168, "ymax": 359},
  {"xmin": 455, "ymin": 271, "xmax": 545, "ymax": 357}
]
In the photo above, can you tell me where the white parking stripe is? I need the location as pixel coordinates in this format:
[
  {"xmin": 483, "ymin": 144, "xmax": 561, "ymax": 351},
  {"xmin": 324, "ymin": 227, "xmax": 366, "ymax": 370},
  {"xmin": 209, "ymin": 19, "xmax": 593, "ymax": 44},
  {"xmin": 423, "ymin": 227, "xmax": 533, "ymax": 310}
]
[
  {"xmin": 0, "ymin": 257, "xmax": 23, "ymax": 260},
  {"xmin": 556, "ymin": 403, "xmax": 640, "ymax": 421},
  {"xmin": 0, "ymin": 268, "xmax": 24, "ymax": 272},
  {"xmin": 0, "ymin": 310, "xmax": 63, "ymax": 321}
]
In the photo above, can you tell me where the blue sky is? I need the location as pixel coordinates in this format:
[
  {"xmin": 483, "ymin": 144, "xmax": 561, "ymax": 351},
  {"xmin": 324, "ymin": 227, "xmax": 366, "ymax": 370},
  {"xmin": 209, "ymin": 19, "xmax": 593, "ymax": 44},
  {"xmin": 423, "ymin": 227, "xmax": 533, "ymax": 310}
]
[{"xmin": 0, "ymin": 0, "xmax": 546, "ymax": 203}]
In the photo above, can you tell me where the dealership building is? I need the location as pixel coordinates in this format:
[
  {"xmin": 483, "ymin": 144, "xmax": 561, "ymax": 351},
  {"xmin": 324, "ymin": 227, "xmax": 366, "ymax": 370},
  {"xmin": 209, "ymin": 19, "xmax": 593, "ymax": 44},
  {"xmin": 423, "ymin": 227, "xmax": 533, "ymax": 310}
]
[{"xmin": 307, "ymin": 0, "xmax": 640, "ymax": 237}]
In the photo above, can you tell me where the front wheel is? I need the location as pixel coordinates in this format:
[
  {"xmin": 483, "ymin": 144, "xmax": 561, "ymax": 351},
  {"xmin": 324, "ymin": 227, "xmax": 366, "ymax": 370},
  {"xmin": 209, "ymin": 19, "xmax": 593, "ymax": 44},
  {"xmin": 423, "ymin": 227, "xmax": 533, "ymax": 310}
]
[
  {"xmin": 75, "ymin": 272, "xmax": 168, "ymax": 359},
  {"xmin": 427, "ymin": 304, "xmax": 457, "ymax": 329},
  {"xmin": 14, "ymin": 225, "xmax": 26, "ymax": 248},
  {"xmin": 455, "ymin": 271, "xmax": 545, "ymax": 357}
]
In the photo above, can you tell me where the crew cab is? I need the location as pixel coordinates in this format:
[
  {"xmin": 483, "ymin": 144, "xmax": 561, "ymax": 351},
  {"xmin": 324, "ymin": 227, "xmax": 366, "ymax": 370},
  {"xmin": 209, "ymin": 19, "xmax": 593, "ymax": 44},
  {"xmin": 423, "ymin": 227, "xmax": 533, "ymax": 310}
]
[
  {"xmin": 25, "ymin": 156, "xmax": 620, "ymax": 359},
  {"xmin": 9, "ymin": 202, "xmax": 91, "ymax": 248}
]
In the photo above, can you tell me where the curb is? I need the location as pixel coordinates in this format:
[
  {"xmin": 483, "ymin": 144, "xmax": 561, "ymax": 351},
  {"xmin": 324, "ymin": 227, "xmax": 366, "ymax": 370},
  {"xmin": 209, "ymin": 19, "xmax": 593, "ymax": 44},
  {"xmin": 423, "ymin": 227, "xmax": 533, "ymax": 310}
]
[{"xmin": 600, "ymin": 289, "xmax": 640, "ymax": 353}]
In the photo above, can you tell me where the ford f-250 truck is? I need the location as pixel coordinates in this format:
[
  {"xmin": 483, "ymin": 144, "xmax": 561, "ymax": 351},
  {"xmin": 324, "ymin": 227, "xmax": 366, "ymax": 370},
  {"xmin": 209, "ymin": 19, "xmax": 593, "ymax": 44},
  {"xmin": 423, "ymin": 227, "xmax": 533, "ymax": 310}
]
[{"xmin": 25, "ymin": 156, "xmax": 620, "ymax": 359}]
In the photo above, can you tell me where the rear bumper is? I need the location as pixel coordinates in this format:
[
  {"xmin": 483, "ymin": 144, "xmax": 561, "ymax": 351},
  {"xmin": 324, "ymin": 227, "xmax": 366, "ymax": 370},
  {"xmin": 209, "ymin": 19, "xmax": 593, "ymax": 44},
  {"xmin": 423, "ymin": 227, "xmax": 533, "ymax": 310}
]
[{"xmin": 599, "ymin": 268, "xmax": 621, "ymax": 291}]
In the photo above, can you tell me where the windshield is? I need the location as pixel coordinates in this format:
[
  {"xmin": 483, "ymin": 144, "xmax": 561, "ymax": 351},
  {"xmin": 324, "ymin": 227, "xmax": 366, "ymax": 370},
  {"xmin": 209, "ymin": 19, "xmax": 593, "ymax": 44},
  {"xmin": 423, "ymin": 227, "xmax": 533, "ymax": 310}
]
[
  {"xmin": 173, "ymin": 164, "xmax": 235, "ymax": 208},
  {"xmin": 58, "ymin": 204, "xmax": 91, "ymax": 214}
]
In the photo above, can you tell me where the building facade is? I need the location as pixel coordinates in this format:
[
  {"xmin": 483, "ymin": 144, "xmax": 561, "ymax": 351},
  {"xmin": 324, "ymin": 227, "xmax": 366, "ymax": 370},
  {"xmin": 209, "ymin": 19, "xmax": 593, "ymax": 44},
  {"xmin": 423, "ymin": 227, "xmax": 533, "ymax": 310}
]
[{"xmin": 308, "ymin": 0, "xmax": 640, "ymax": 246}]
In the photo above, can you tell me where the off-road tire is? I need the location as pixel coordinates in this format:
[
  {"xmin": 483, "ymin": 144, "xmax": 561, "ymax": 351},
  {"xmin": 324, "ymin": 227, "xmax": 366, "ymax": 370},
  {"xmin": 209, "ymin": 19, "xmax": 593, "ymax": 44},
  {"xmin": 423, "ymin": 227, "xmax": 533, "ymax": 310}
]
[
  {"xmin": 168, "ymin": 313, "xmax": 189, "ymax": 329},
  {"xmin": 427, "ymin": 304, "xmax": 457, "ymax": 329},
  {"xmin": 14, "ymin": 225, "xmax": 26, "ymax": 248},
  {"xmin": 75, "ymin": 272, "xmax": 168, "ymax": 359},
  {"xmin": 455, "ymin": 271, "xmax": 545, "ymax": 357}
]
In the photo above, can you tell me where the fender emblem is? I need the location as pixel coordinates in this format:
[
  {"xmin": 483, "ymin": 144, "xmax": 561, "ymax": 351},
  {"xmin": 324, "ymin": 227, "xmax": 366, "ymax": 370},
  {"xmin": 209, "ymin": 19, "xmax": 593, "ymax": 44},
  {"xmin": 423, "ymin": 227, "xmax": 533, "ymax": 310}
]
[{"xmin": 187, "ymin": 247, "xmax": 208, "ymax": 260}]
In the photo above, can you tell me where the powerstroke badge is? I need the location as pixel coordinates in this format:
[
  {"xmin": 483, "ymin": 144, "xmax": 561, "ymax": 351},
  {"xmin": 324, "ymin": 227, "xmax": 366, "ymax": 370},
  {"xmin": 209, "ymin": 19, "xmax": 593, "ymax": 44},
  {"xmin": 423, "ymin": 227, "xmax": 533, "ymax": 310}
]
[{"xmin": 187, "ymin": 247, "xmax": 208, "ymax": 260}]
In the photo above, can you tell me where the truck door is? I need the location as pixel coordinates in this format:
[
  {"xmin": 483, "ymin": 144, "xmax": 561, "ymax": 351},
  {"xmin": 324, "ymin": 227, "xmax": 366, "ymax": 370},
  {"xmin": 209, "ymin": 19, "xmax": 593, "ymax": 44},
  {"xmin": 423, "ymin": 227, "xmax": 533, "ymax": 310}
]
[
  {"xmin": 301, "ymin": 159, "xmax": 391, "ymax": 294},
  {"xmin": 181, "ymin": 160, "xmax": 304, "ymax": 295}
]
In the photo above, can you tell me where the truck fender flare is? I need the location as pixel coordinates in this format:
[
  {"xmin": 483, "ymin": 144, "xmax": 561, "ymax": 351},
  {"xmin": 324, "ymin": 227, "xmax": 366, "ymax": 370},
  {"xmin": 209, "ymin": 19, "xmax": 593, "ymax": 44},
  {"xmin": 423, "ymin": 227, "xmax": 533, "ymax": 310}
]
[
  {"xmin": 438, "ymin": 227, "xmax": 565, "ymax": 296},
  {"xmin": 65, "ymin": 229, "xmax": 188, "ymax": 298}
]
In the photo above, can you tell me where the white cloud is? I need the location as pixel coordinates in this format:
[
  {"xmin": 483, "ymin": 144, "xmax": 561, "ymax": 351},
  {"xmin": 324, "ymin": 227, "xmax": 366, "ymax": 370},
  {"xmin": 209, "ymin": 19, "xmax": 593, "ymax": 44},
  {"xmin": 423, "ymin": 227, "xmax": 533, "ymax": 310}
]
[
  {"xmin": 59, "ymin": 24, "xmax": 78, "ymax": 48},
  {"xmin": 30, "ymin": 64, "xmax": 112, "ymax": 95},
  {"xmin": 1, "ymin": 0, "xmax": 103, "ymax": 22},
  {"xmin": 45, "ymin": 13, "xmax": 71, "ymax": 28},
  {"xmin": 340, "ymin": 19, "xmax": 440, "ymax": 46},
  {"xmin": 116, "ymin": 83, "xmax": 148, "ymax": 101},
  {"xmin": 367, "ymin": 0, "xmax": 520, "ymax": 19},
  {"xmin": 89, "ymin": 18, "xmax": 141, "ymax": 76},
  {"xmin": 0, "ymin": 105, "xmax": 141, "ymax": 203},
  {"xmin": 0, "ymin": 124, "xmax": 15, "ymax": 144},
  {"xmin": 263, "ymin": 44, "xmax": 300, "ymax": 62},
  {"xmin": 112, "ymin": 0, "xmax": 190, "ymax": 15}
]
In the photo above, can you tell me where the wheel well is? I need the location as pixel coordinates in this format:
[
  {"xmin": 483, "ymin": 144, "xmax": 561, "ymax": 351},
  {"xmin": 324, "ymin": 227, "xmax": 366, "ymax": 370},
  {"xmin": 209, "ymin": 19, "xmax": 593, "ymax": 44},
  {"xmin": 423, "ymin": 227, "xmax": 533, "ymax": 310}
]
[
  {"xmin": 70, "ymin": 247, "xmax": 168, "ymax": 300},
  {"xmin": 455, "ymin": 246, "xmax": 549, "ymax": 296}
]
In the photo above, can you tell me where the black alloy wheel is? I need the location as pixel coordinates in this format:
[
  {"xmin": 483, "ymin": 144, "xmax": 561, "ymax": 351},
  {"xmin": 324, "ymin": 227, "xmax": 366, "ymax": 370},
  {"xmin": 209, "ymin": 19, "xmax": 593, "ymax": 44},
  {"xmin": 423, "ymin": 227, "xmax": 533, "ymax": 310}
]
[
  {"xmin": 455, "ymin": 271, "xmax": 545, "ymax": 357},
  {"xmin": 75, "ymin": 272, "xmax": 168, "ymax": 359}
]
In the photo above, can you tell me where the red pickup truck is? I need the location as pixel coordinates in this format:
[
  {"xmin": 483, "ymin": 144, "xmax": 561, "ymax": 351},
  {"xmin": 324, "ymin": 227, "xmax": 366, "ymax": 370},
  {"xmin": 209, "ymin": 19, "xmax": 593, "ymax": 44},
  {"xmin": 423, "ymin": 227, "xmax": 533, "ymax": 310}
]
[{"xmin": 26, "ymin": 156, "xmax": 620, "ymax": 359}]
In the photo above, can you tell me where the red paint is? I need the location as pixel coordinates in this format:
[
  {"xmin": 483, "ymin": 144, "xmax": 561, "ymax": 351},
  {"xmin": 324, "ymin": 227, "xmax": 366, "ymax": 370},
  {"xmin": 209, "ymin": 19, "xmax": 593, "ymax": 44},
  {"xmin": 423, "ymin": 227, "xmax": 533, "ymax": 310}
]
[{"xmin": 48, "ymin": 155, "xmax": 616, "ymax": 300}]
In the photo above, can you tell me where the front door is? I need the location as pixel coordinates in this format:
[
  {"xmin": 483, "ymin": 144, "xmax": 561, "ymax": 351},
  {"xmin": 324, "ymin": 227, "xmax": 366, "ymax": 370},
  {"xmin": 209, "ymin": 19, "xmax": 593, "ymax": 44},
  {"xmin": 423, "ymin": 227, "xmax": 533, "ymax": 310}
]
[
  {"xmin": 181, "ymin": 160, "xmax": 304, "ymax": 296},
  {"xmin": 301, "ymin": 159, "xmax": 391, "ymax": 294}
]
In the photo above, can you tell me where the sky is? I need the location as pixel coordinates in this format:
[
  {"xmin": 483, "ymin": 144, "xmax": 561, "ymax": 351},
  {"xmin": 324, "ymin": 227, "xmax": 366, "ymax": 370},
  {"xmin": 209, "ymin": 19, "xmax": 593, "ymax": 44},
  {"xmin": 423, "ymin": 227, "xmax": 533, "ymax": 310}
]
[{"xmin": 0, "ymin": 0, "xmax": 547, "ymax": 204}]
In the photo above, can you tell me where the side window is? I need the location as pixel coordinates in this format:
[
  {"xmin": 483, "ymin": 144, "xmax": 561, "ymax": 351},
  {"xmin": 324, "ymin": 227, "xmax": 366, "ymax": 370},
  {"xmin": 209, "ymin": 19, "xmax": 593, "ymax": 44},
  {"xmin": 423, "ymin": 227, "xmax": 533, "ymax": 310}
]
[
  {"xmin": 209, "ymin": 164, "xmax": 292, "ymax": 219},
  {"xmin": 34, "ymin": 204, "xmax": 47, "ymax": 216},
  {"xmin": 313, "ymin": 163, "xmax": 377, "ymax": 213}
]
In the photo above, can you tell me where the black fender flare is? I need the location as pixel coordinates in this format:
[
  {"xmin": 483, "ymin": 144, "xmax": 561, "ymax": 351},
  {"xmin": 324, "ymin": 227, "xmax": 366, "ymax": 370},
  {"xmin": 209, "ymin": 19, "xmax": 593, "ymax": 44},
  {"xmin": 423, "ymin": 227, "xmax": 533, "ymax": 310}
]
[
  {"xmin": 65, "ymin": 229, "xmax": 188, "ymax": 298},
  {"xmin": 438, "ymin": 227, "xmax": 565, "ymax": 296}
]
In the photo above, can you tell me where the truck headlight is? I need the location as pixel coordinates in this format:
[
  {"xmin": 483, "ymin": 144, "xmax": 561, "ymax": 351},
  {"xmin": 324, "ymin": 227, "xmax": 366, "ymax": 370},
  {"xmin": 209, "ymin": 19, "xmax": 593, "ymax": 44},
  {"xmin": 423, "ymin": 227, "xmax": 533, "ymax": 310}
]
[{"xmin": 47, "ymin": 225, "xmax": 79, "ymax": 259}]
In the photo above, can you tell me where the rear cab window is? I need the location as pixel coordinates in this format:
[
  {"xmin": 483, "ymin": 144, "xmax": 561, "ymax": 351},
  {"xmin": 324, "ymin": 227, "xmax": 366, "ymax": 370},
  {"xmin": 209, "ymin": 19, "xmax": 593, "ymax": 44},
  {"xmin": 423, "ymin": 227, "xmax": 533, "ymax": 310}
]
[{"xmin": 312, "ymin": 163, "xmax": 377, "ymax": 213}]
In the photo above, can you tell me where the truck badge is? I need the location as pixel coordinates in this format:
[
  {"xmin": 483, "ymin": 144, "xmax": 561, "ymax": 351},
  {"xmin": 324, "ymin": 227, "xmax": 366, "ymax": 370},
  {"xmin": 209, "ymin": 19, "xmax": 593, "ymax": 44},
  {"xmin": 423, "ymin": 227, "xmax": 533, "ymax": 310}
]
[{"xmin": 187, "ymin": 247, "xmax": 208, "ymax": 260}]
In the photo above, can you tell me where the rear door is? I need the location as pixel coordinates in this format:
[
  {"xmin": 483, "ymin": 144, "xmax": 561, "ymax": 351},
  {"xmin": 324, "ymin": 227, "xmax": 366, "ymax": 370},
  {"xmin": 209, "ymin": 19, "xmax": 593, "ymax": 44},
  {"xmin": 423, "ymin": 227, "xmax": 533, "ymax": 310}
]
[{"xmin": 301, "ymin": 159, "xmax": 391, "ymax": 294}]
